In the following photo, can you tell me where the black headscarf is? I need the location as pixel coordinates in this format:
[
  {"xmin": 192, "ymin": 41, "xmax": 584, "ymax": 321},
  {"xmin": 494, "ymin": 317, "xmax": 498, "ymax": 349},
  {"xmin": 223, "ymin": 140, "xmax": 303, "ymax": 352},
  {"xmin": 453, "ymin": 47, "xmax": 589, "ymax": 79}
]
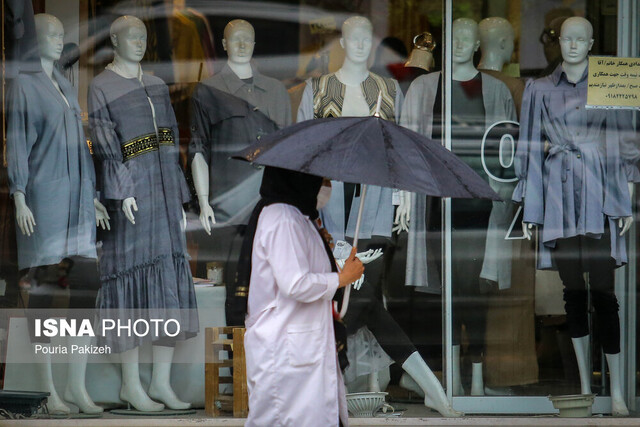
[{"xmin": 229, "ymin": 166, "xmax": 348, "ymax": 370}]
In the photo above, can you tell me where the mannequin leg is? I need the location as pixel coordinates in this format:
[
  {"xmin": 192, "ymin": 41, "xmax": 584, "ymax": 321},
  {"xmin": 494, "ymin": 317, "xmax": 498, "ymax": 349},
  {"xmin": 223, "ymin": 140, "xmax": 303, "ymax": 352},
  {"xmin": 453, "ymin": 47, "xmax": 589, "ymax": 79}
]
[
  {"xmin": 451, "ymin": 345, "xmax": 464, "ymax": 396},
  {"xmin": 119, "ymin": 347, "xmax": 164, "ymax": 412},
  {"xmin": 570, "ymin": 336, "xmax": 592, "ymax": 395},
  {"xmin": 399, "ymin": 373, "xmax": 424, "ymax": 397},
  {"xmin": 33, "ymin": 344, "xmax": 70, "ymax": 414},
  {"xmin": 553, "ymin": 237, "xmax": 592, "ymax": 394},
  {"xmin": 605, "ymin": 353, "xmax": 629, "ymax": 416},
  {"xmin": 470, "ymin": 362, "xmax": 484, "ymax": 396},
  {"xmin": 148, "ymin": 345, "xmax": 191, "ymax": 409},
  {"xmin": 401, "ymin": 351, "xmax": 463, "ymax": 417},
  {"xmin": 63, "ymin": 336, "xmax": 103, "ymax": 414}
]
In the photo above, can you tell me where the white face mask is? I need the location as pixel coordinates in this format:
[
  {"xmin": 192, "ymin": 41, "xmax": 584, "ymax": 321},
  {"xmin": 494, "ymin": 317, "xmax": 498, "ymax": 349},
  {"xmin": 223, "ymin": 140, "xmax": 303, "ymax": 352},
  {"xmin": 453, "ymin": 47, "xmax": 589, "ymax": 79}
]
[{"xmin": 316, "ymin": 185, "xmax": 332, "ymax": 210}]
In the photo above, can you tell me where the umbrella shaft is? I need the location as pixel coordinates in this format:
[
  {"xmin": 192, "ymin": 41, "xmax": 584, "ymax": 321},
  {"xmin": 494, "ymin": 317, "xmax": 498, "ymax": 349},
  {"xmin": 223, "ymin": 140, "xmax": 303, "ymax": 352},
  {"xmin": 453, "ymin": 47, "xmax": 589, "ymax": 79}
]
[
  {"xmin": 340, "ymin": 184, "xmax": 368, "ymax": 319},
  {"xmin": 352, "ymin": 184, "xmax": 368, "ymax": 249}
]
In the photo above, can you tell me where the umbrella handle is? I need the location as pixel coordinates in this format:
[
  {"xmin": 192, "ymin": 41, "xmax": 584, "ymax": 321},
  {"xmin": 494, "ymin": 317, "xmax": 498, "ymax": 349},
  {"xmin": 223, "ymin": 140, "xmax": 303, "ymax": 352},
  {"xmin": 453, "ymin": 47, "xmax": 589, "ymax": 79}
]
[{"xmin": 340, "ymin": 184, "xmax": 368, "ymax": 319}]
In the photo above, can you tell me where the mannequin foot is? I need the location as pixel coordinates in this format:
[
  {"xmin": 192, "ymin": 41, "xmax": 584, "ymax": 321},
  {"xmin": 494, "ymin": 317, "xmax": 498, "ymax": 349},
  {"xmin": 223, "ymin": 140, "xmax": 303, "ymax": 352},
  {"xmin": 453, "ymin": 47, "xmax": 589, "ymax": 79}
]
[
  {"xmin": 148, "ymin": 383, "xmax": 191, "ymax": 410},
  {"xmin": 612, "ymin": 395, "xmax": 629, "ymax": 417},
  {"xmin": 399, "ymin": 373, "xmax": 424, "ymax": 397},
  {"xmin": 398, "ymin": 370, "xmax": 462, "ymax": 416},
  {"xmin": 64, "ymin": 385, "xmax": 103, "ymax": 414},
  {"xmin": 424, "ymin": 394, "xmax": 463, "ymax": 417},
  {"xmin": 46, "ymin": 390, "xmax": 71, "ymax": 414},
  {"xmin": 120, "ymin": 384, "xmax": 164, "ymax": 412},
  {"xmin": 470, "ymin": 384, "xmax": 485, "ymax": 396}
]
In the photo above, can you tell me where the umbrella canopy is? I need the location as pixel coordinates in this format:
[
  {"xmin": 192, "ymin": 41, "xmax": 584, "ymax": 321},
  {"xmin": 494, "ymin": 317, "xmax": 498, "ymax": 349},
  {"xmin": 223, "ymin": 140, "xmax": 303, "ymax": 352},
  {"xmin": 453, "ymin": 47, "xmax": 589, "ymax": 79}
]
[{"xmin": 233, "ymin": 115, "xmax": 501, "ymax": 201}]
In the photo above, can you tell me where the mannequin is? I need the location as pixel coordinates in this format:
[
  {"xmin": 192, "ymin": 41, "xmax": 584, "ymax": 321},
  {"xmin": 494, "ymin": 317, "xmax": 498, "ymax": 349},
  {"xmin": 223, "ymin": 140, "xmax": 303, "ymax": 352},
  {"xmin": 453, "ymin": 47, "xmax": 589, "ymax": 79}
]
[
  {"xmin": 515, "ymin": 17, "xmax": 638, "ymax": 416},
  {"xmin": 89, "ymin": 15, "xmax": 198, "ymax": 412},
  {"xmin": 6, "ymin": 13, "xmax": 109, "ymax": 414},
  {"xmin": 478, "ymin": 17, "xmax": 524, "ymax": 117},
  {"xmin": 299, "ymin": 16, "xmax": 461, "ymax": 418},
  {"xmin": 477, "ymin": 16, "xmax": 538, "ymax": 390},
  {"xmin": 401, "ymin": 18, "xmax": 517, "ymax": 396},
  {"xmin": 298, "ymin": 16, "xmax": 407, "ymax": 241},
  {"xmin": 190, "ymin": 19, "xmax": 291, "ymax": 231}
]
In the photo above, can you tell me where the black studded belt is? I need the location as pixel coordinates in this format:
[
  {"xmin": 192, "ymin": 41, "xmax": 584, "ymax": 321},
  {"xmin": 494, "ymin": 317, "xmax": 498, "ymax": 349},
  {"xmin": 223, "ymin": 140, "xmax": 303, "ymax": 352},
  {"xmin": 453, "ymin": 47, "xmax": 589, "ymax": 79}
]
[{"xmin": 121, "ymin": 128, "xmax": 174, "ymax": 161}]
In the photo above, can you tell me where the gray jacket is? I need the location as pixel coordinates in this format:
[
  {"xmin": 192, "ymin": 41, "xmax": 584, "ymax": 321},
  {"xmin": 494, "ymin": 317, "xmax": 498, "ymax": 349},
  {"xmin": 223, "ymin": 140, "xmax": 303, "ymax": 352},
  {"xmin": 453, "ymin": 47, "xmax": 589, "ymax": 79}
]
[{"xmin": 401, "ymin": 71, "xmax": 517, "ymax": 292}]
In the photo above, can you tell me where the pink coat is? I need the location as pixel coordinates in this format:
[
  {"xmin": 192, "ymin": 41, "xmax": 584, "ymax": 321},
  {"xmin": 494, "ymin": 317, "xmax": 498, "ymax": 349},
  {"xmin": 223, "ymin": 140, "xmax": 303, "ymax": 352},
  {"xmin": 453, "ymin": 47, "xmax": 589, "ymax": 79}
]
[{"xmin": 244, "ymin": 203, "xmax": 348, "ymax": 427}]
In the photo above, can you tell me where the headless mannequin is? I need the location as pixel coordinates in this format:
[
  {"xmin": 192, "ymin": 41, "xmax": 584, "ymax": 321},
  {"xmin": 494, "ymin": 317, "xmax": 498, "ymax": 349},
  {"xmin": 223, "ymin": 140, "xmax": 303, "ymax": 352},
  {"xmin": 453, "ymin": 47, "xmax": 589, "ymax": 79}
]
[
  {"xmin": 521, "ymin": 17, "xmax": 630, "ymax": 416},
  {"xmin": 14, "ymin": 14, "xmax": 108, "ymax": 415},
  {"xmin": 191, "ymin": 19, "xmax": 259, "ymax": 234},
  {"xmin": 328, "ymin": 17, "xmax": 459, "ymax": 417},
  {"xmin": 108, "ymin": 16, "xmax": 189, "ymax": 412}
]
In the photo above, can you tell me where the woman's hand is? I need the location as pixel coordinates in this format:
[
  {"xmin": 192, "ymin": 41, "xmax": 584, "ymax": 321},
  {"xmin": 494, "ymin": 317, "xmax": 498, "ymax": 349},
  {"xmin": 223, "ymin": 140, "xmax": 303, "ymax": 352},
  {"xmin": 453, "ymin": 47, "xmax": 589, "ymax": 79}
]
[{"xmin": 338, "ymin": 247, "xmax": 364, "ymax": 288}]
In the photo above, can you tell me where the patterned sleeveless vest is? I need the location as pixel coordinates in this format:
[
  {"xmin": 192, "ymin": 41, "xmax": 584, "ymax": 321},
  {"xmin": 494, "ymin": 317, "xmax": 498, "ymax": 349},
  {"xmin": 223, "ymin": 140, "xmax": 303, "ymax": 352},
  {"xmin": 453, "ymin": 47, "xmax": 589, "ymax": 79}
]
[{"xmin": 311, "ymin": 72, "xmax": 397, "ymax": 122}]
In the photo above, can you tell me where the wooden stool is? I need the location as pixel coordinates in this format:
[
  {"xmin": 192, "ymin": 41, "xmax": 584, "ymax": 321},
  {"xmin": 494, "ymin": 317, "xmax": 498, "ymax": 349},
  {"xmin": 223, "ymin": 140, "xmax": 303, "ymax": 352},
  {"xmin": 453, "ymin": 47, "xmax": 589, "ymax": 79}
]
[{"xmin": 204, "ymin": 327, "xmax": 248, "ymax": 417}]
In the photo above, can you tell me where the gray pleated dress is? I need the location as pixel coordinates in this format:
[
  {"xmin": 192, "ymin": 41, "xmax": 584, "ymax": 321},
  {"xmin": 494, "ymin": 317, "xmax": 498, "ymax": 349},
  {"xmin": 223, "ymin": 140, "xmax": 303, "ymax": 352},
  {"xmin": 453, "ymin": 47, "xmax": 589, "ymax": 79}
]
[{"xmin": 89, "ymin": 69, "xmax": 198, "ymax": 352}]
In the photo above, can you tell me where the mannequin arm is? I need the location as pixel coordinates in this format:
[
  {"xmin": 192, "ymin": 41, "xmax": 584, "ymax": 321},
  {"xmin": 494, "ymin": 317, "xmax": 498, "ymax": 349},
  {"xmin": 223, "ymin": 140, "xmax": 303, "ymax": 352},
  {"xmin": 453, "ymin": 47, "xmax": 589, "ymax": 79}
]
[
  {"xmin": 356, "ymin": 248, "xmax": 384, "ymax": 264},
  {"xmin": 393, "ymin": 190, "xmax": 411, "ymax": 233},
  {"xmin": 122, "ymin": 197, "xmax": 138, "ymax": 225},
  {"xmin": 618, "ymin": 183, "xmax": 635, "ymax": 236},
  {"xmin": 13, "ymin": 192, "xmax": 35, "ymax": 236},
  {"xmin": 522, "ymin": 222, "xmax": 535, "ymax": 240},
  {"xmin": 618, "ymin": 217, "xmax": 633, "ymax": 236},
  {"xmin": 191, "ymin": 153, "xmax": 216, "ymax": 235},
  {"xmin": 94, "ymin": 198, "xmax": 110, "ymax": 230}
]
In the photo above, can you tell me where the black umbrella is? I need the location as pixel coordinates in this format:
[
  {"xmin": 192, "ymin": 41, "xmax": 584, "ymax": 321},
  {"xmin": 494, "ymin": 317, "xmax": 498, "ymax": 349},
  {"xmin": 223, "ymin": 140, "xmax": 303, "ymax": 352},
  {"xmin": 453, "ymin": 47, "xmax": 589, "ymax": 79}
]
[
  {"xmin": 235, "ymin": 116, "xmax": 500, "ymax": 199},
  {"xmin": 233, "ymin": 106, "xmax": 500, "ymax": 315}
]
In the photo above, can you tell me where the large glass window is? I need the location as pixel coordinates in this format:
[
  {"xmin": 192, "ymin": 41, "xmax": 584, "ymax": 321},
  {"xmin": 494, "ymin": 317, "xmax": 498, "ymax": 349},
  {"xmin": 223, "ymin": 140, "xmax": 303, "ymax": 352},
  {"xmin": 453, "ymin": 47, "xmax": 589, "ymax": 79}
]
[{"xmin": 0, "ymin": 0, "xmax": 638, "ymax": 422}]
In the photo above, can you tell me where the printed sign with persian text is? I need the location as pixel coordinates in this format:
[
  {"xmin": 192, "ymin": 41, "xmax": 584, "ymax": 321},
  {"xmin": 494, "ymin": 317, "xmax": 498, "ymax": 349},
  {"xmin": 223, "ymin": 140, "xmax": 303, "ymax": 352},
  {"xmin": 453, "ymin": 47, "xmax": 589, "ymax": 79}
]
[{"xmin": 587, "ymin": 56, "xmax": 640, "ymax": 109}]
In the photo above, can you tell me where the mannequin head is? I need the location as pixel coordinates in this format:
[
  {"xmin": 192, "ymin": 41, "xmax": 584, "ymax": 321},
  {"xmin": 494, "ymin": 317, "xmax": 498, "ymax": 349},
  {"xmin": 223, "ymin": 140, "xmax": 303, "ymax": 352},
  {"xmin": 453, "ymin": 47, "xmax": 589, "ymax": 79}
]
[
  {"xmin": 340, "ymin": 16, "xmax": 373, "ymax": 65},
  {"xmin": 34, "ymin": 14, "xmax": 64, "ymax": 62},
  {"xmin": 110, "ymin": 16, "xmax": 147, "ymax": 64},
  {"xmin": 222, "ymin": 19, "xmax": 255, "ymax": 65},
  {"xmin": 541, "ymin": 8, "xmax": 574, "ymax": 64},
  {"xmin": 452, "ymin": 18, "xmax": 480, "ymax": 66},
  {"xmin": 478, "ymin": 17, "xmax": 514, "ymax": 70},
  {"xmin": 559, "ymin": 17, "xmax": 593, "ymax": 65}
]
